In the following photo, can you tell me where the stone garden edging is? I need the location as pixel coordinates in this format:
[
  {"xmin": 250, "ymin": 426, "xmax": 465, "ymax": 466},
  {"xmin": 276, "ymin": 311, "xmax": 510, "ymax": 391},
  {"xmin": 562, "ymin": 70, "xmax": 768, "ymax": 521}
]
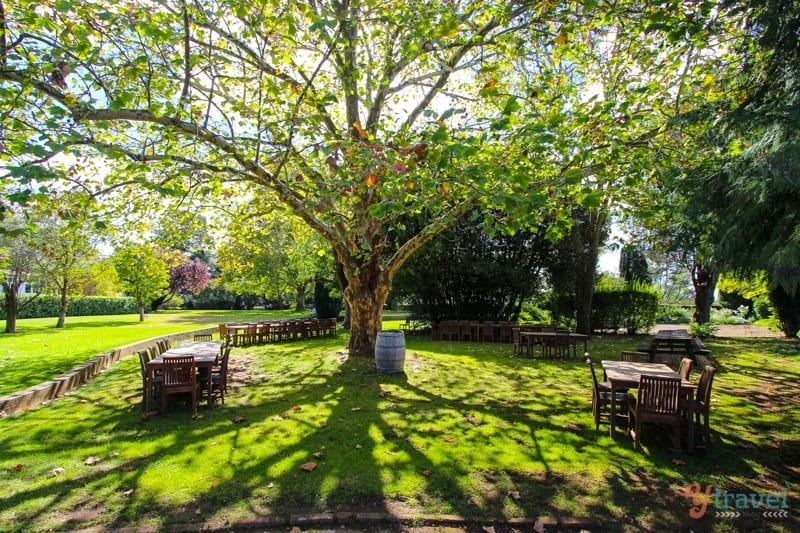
[{"xmin": 0, "ymin": 326, "xmax": 218, "ymax": 416}]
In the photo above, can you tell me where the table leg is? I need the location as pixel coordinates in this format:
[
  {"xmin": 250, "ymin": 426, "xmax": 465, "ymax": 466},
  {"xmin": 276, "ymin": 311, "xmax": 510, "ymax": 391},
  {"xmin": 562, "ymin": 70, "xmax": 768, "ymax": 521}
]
[
  {"xmin": 609, "ymin": 382, "xmax": 617, "ymax": 437},
  {"xmin": 206, "ymin": 367, "xmax": 213, "ymax": 409},
  {"xmin": 145, "ymin": 367, "xmax": 153, "ymax": 412}
]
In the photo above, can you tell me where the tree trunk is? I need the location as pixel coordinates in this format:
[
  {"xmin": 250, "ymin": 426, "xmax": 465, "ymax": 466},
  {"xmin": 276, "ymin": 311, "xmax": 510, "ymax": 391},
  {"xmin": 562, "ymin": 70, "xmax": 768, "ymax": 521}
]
[
  {"xmin": 570, "ymin": 207, "xmax": 605, "ymax": 335},
  {"xmin": 56, "ymin": 279, "xmax": 68, "ymax": 329},
  {"xmin": 336, "ymin": 260, "xmax": 351, "ymax": 330},
  {"xmin": 295, "ymin": 284, "xmax": 306, "ymax": 311},
  {"xmin": 4, "ymin": 289, "xmax": 18, "ymax": 334},
  {"xmin": 769, "ymin": 285, "xmax": 800, "ymax": 338},
  {"xmin": 138, "ymin": 305, "xmax": 146, "ymax": 322},
  {"xmin": 345, "ymin": 262, "xmax": 391, "ymax": 356},
  {"xmin": 691, "ymin": 261, "xmax": 718, "ymax": 324}
]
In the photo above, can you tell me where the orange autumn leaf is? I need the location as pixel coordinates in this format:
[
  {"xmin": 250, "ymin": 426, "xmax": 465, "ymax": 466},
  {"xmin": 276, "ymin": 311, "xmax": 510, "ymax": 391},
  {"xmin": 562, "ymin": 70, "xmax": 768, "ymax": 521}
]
[
  {"xmin": 483, "ymin": 79, "xmax": 497, "ymax": 89},
  {"xmin": 353, "ymin": 121, "xmax": 367, "ymax": 139},
  {"xmin": 366, "ymin": 173, "xmax": 379, "ymax": 187},
  {"xmin": 300, "ymin": 462, "xmax": 317, "ymax": 472}
]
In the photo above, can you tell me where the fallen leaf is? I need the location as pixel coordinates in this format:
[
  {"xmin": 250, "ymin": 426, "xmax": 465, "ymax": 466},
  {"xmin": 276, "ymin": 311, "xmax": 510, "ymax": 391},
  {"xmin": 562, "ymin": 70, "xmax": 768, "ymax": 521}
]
[
  {"xmin": 292, "ymin": 406, "xmax": 302, "ymax": 412},
  {"xmin": 422, "ymin": 470, "xmax": 432, "ymax": 477},
  {"xmin": 52, "ymin": 467, "xmax": 65, "ymax": 476},
  {"xmin": 300, "ymin": 462, "xmax": 317, "ymax": 472},
  {"xmin": 380, "ymin": 390, "xmax": 391, "ymax": 397},
  {"xmin": 123, "ymin": 489, "xmax": 133, "ymax": 496},
  {"xmin": 272, "ymin": 415, "xmax": 285, "ymax": 421},
  {"xmin": 672, "ymin": 459, "xmax": 686, "ymax": 466},
  {"xmin": 84, "ymin": 456, "xmax": 101, "ymax": 466},
  {"xmin": 313, "ymin": 452, "xmax": 324, "ymax": 459},
  {"xmin": 233, "ymin": 416, "xmax": 246, "ymax": 424},
  {"xmin": 195, "ymin": 508, "xmax": 202, "ymax": 515},
  {"xmin": 508, "ymin": 491, "xmax": 521, "ymax": 500},
  {"xmin": 122, "ymin": 464, "xmax": 135, "ymax": 472},
  {"xmin": 351, "ymin": 407, "xmax": 362, "ymax": 411},
  {"xmin": 444, "ymin": 436, "xmax": 456, "ymax": 443},
  {"xmin": 10, "ymin": 464, "xmax": 24, "ymax": 472},
  {"xmin": 355, "ymin": 444, "xmax": 362, "ymax": 449}
]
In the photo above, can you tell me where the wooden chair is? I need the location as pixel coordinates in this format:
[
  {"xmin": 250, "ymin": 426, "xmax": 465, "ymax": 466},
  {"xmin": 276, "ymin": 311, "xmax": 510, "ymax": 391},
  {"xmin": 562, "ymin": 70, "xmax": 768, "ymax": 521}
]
[
  {"xmin": 628, "ymin": 375, "xmax": 683, "ymax": 451},
  {"xmin": 547, "ymin": 331, "xmax": 572, "ymax": 359},
  {"xmin": 205, "ymin": 343, "xmax": 232, "ymax": 406},
  {"xmin": 586, "ymin": 355, "xmax": 634, "ymax": 431},
  {"xmin": 157, "ymin": 339, "xmax": 172, "ymax": 353},
  {"xmin": 621, "ymin": 351, "xmax": 651, "ymax": 363},
  {"xmin": 137, "ymin": 349, "xmax": 161, "ymax": 411},
  {"xmin": 160, "ymin": 355, "xmax": 199, "ymax": 416},
  {"xmin": 678, "ymin": 357, "xmax": 693, "ymax": 380},
  {"xmin": 691, "ymin": 365, "xmax": 716, "ymax": 446},
  {"xmin": 511, "ymin": 327, "xmax": 531, "ymax": 356},
  {"xmin": 193, "ymin": 333, "xmax": 213, "ymax": 342}
]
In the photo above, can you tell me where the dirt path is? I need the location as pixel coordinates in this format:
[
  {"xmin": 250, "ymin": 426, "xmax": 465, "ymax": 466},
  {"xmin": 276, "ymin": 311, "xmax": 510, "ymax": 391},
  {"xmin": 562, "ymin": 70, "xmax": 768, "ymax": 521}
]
[{"xmin": 650, "ymin": 323, "xmax": 783, "ymax": 338}]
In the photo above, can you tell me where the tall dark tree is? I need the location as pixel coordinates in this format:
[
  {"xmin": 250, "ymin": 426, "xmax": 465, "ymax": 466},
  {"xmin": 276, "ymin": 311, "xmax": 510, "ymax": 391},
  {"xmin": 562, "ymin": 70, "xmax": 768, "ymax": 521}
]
[
  {"xmin": 392, "ymin": 215, "xmax": 552, "ymax": 324},
  {"xmin": 686, "ymin": 0, "xmax": 800, "ymax": 335},
  {"xmin": 619, "ymin": 244, "xmax": 651, "ymax": 284}
]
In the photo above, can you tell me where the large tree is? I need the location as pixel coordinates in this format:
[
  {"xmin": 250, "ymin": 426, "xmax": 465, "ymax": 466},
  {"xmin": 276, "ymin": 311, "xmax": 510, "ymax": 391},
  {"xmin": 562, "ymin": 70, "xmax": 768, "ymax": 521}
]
[{"xmin": 0, "ymin": 1, "xmax": 743, "ymax": 352}]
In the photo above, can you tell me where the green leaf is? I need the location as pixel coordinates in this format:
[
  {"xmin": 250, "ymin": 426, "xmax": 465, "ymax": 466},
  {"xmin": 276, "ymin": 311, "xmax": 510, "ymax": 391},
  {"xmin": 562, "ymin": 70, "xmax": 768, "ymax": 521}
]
[
  {"xmin": 502, "ymin": 96, "xmax": 521, "ymax": 116},
  {"xmin": 563, "ymin": 168, "xmax": 583, "ymax": 184}
]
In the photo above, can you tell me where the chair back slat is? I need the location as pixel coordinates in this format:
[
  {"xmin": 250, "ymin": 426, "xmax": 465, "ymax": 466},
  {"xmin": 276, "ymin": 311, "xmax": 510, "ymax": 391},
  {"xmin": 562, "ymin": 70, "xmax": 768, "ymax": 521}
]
[
  {"xmin": 621, "ymin": 351, "xmax": 650, "ymax": 363},
  {"xmin": 162, "ymin": 355, "xmax": 196, "ymax": 387},
  {"xmin": 637, "ymin": 375, "xmax": 681, "ymax": 415}
]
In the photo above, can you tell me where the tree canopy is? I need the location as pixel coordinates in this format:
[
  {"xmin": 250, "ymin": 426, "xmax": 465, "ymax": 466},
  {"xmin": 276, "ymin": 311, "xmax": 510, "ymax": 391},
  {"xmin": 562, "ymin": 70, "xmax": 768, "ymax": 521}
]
[{"xmin": 2, "ymin": 1, "xmax": 793, "ymax": 345}]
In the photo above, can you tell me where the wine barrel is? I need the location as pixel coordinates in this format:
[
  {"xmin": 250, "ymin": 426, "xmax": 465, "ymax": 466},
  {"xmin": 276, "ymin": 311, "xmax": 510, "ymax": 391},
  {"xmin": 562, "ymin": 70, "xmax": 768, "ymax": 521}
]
[{"xmin": 375, "ymin": 330, "xmax": 406, "ymax": 373}]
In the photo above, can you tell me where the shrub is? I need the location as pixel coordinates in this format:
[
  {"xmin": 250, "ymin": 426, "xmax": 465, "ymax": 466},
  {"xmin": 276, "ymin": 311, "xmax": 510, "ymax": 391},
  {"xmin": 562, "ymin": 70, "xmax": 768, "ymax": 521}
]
[
  {"xmin": 0, "ymin": 295, "xmax": 138, "ymax": 319},
  {"xmin": 591, "ymin": 280, "xmax": 659, "ymax": 334},
  {"xmin": 689, "ymin": 322, "xmax": 718, "ymax": 338}
]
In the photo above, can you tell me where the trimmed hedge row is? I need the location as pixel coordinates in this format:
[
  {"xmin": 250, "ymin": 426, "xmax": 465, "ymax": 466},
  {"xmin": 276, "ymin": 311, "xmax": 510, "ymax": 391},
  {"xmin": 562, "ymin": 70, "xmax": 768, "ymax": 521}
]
[
  {"xmin": 591, "ymin": 286, "xmax": 659, "ymax": 334},
  {"xmin": 0, "ymin": 295, "xmax": 138, "ymax": 319}
]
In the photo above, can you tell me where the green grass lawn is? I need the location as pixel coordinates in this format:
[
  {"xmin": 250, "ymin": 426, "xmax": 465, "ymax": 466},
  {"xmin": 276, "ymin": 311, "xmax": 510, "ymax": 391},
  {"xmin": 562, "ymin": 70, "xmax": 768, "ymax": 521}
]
[
  {"xmin": 0, "ymin": 310, "xmax": 310, "ymax": 396},
  {"xmin": 0, "ymin": 320, "xmax": 798, "ymax": 532}
]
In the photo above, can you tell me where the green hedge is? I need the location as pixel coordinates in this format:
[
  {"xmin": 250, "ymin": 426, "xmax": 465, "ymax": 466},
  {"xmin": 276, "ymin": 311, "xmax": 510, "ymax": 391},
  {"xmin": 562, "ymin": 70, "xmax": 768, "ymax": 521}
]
[
  {"xmin": 0, "ymin": 295, "xmax": 138, "ymax": 319},
  {"xmin": 592, "ymin": 283, "xmax": 659, "ymax": 334}
]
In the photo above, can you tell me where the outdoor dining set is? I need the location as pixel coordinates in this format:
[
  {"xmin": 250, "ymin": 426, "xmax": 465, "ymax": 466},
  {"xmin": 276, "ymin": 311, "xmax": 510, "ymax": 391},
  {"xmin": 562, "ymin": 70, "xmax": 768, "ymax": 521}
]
[
  {"xmin": 220, "ymin": 317, "xmax": 337, "ymax": 347},
  {"xmin": 586, "ymin": 341, "xmax": 716, "ymax": 454},
  {"xmin": 137, "ymin": 333, "xmax": 233, "ymax": 416}
]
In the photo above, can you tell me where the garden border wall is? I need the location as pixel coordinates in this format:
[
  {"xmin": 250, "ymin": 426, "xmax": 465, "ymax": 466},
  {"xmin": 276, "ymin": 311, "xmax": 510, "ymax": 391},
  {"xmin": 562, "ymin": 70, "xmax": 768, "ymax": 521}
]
[{"xmin": 0, "ymin": 326, "xmax": 217, "ymax": 415}]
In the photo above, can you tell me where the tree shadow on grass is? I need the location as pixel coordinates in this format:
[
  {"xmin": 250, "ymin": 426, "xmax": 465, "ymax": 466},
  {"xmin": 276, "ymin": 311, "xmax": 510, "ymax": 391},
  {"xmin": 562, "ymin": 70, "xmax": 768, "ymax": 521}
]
[{"xmin": 1, "ymin": 337, "xmax": 797, "ymax": 532}]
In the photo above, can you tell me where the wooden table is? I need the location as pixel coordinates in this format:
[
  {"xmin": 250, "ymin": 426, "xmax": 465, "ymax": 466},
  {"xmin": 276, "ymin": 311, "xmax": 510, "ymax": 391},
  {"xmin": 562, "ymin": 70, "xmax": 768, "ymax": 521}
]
[
  {"xmin": 145, "ymin": 341, "xmax": 222, "ymax": 412},
  {"xmin": 601, "ymin": 360, "xmax": 696, "ymax": 451},
  {"xmin": 520, "ymin": 331, "xmax": 588, "ymax": 358}
]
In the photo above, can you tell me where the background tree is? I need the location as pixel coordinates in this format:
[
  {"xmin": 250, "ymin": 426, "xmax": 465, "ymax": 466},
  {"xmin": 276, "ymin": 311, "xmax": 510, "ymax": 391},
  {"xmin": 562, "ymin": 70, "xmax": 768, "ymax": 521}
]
[
  {"xmin": 619, "ymin": 244, "xmax": 651, "ymax": 284},
  {"xmin": 28, "ymin": 194, "xmax": 101, "ymax": 327},
  {"xmin": 150, "ymin": 255, "xmax": 210, "ymax": 311},
  {"xmin": 111, "ymin": 244, "xmax": 169, "ymax": 321},
  {"xmin": 216, "ymin": 206, "xmax": 330, "ymax": 310},
  {"xmin": 0, "ymin": 222, "xmax": 43, "ymax": 333},
  {"xmin": 391, "ymin": 214, "xmax": 552, "ymax": 323}
]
